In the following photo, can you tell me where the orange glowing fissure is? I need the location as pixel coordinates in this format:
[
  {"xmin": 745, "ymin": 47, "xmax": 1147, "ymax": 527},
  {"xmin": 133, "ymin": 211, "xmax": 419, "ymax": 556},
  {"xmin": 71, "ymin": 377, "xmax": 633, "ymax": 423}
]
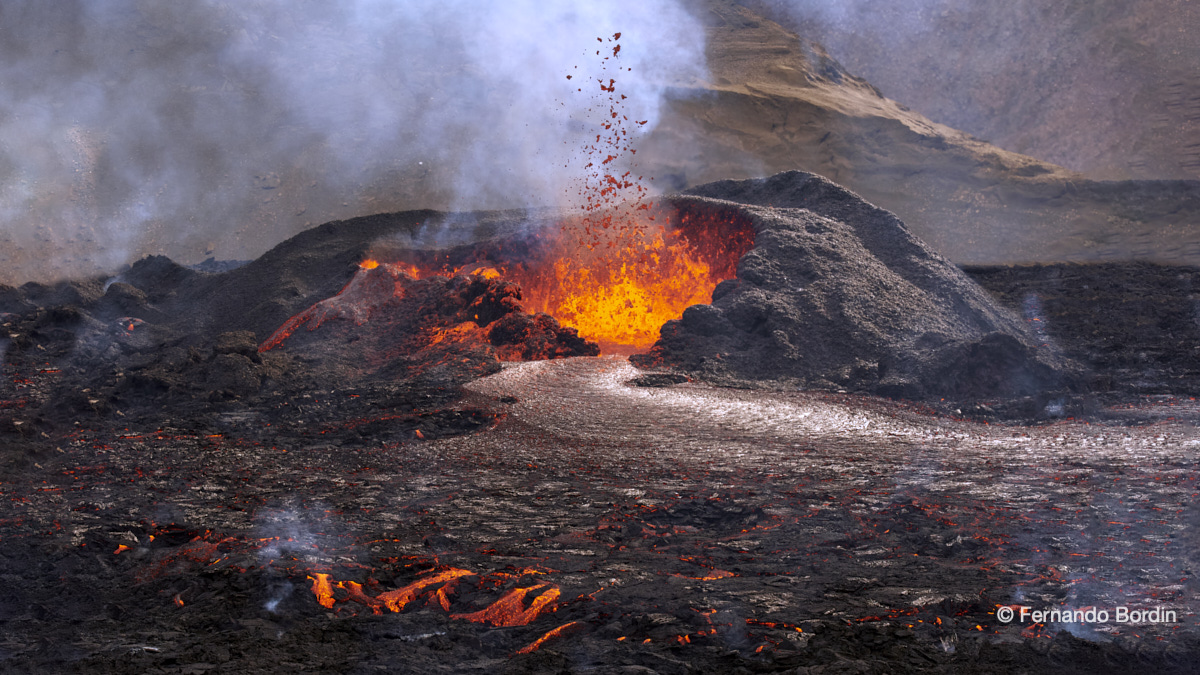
[
  {"xmin": 450, "ymin": 583, "xmax": 561, "ymax": 627},
  {"xmin": 309, "ymin": 570, "xmax": 581, "ymax": 655},
  {"xmin": 515, "ymin": 621, "xmax": 584, "ymax": 654},
  {"xmin": 308, "ymin": 568, "xmax": 475, "ymax": 614},
  {"xmin": 307, "ymin": 570, "xmax": 561, "ymax": 628}
]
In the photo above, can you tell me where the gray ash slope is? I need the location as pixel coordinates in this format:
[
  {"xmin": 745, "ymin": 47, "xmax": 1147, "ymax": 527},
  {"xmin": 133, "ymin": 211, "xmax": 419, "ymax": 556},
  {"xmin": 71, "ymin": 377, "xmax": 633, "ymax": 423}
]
[
  {"xmin": 965, "ymin": 261, "xmax": 1200, "ymax": 400},
  {"xmin": 640, "ymin": 171, "xmax": 1084, "ymax": 402}
]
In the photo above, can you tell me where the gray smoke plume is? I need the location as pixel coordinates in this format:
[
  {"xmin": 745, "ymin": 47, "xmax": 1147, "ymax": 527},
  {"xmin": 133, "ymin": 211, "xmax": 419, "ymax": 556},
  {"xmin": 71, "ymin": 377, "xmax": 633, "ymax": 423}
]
[{"xmin": 0, "ymin": 0, "xmax": 705, "ymax": 283}]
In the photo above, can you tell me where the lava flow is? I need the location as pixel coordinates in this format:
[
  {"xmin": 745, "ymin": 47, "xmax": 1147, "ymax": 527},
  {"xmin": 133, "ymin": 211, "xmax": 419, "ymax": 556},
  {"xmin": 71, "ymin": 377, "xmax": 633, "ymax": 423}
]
[
  {"xmin": 450, "ymin": 583, "xmax": 561, "ymax": 627},
  {"xmin": 258, "ymin": 259, "xmax": 419, "ymax": 352},
  {"xmin": 308, "ymin": 567, "xmax": 475, "ymax": 613},
  {"xmin": 308, "ymin": 568, "xmax": 563, "ymax": 631}
]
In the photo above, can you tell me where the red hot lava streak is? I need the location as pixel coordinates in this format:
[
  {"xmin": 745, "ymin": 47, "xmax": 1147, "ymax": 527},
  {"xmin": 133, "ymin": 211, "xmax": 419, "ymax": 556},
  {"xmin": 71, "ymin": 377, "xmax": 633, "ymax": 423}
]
[{"xmin": 500, "ymin": 206, "xmax": 754, "ymax": 350}]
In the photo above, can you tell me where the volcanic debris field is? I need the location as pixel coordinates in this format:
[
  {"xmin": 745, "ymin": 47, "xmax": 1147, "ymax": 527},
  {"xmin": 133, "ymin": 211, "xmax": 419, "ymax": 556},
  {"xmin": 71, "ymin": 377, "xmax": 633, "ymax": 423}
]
[{"xmin": 3, "ymin": 175, "xmax": 1200, "ymax": 673}]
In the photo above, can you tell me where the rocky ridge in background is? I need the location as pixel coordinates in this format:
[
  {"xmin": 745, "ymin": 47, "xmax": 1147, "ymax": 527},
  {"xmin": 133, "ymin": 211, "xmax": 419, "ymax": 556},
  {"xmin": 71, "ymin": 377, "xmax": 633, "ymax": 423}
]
[
  {"xmin": 639, "ymin": 0, "xmax": 1200, "ymax": 267},
  {"xmin": 743, "ymin": 0, "xmax": 1200, "ymax": 181},
  {"xmin": 2, "ymin": 1, "xmax": 1198, "ymax": 285}
]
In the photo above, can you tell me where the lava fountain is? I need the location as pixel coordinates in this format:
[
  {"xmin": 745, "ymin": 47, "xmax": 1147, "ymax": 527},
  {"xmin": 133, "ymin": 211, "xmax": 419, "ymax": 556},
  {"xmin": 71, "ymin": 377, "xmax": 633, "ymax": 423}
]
[
  {"xmin": 505, "ymin": 204, "xmax": 755, "ymax": 350},
  {"xmin": 368, "ymin": 200, "xmax": 756, "ymax": 354},
  {"xmin": 260, "ymin": 29, "xmax": 756, "ymax": 360}
]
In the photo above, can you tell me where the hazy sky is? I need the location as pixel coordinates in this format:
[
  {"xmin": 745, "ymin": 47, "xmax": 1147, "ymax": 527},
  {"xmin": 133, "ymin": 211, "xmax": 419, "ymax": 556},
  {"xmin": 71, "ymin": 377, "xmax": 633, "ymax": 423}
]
[
  {"xmin": 3, "ymin": 0, "xmax": 1196, "ymax": 284},
  {"xmin": 0, "ymin": 0, "xmax": 704, "ymax": 283}
]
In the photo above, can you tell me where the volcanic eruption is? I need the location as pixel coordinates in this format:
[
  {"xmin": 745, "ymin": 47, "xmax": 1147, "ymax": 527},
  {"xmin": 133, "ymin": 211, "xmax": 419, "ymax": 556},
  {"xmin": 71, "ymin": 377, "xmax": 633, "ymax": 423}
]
[
  {"xmin": 4, "ymin": 3, "xmax": 1200, "ymax": 674},
  {"xmin": 258, "ymin": 201, "xmax": 757, "ymax": 365},
  {"xmin": 254, "ymin": 31, "xmax": 759, "ymax": 369}
]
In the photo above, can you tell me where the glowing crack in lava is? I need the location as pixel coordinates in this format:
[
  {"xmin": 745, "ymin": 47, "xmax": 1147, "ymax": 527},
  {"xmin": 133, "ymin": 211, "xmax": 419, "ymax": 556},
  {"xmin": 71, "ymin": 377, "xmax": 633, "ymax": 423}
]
[
  {"xmin": 308, "ymin": 568, "xmax": 475, "ymax": 613},
  {"xmin": 450, "ymin": 583, "xmax": 561, "ymax": 627},
  {"xmin": 308, "ymin": 570, "xmax": 562, "ymax": 627},
  {"xmin": 258, "ymin": 259, "xmax": 419, "ymax": 352}
]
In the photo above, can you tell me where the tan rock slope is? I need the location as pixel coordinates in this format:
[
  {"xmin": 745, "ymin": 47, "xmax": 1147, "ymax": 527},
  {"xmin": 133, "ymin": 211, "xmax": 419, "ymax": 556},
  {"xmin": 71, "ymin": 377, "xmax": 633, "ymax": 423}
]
[
  {"xmin": 747, "ymin": 0, "xmax": 1200, "ymax": 182},
  {"xmin": 639, "ymin": 1, "xmax": 1200, "ymax": 265}
]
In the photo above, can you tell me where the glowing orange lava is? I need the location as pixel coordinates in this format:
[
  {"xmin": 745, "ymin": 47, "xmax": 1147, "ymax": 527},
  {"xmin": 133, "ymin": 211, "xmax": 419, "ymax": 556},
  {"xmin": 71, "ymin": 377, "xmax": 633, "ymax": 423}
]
[
  {"xmin": 307, "ymin": 568, "xmax": 563, "ymax": 632},
  {"xmin": 503, "ymin": 208, "xmax": 746, "ymax": 349},
  {"xmin": 365, "ymin": 204, "xmax": 755, "ymax": 351},
  {"xmin": 309, "ymin": 573, "xmax": 336, "ymax": 609},
  {"xmin": 259, "ymin": 261, "xmax": 418, "ymax": 352},
  {"xmin": 515, "ymin": 621, "xmax": 583, "ymax": 654},
  {"xmin": 674, "ymin": 568, "xmax": 737, "ymax": 581},
  {"xmin": 375, "ymin": 568, "xmax": 474, "ymax": 612},
  {"xmin": 261, "ymin": 28, "xmax": 754, "ymax": 356},
  {"xmin": 307, "ymin": 568, "xmax": 474, "ymax": 615},
  {"xmin": 450, "ymin": 583, "xmax": 561, "ymax": 627}
]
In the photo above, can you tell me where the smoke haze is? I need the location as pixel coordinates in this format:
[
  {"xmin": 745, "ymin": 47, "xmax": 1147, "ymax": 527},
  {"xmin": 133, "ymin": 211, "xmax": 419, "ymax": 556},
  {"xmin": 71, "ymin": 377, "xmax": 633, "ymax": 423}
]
[{"xmin": 0, "ymin": 0, "xmax": 705, "ymax": 283}]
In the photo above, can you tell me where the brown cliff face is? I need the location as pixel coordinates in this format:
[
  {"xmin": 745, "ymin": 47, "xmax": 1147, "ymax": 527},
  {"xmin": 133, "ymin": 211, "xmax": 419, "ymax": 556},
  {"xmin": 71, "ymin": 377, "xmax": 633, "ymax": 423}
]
[
  {"xmin": 745, "ymin": 0, "xmax": 1200, "ymax": 182},
  {"xmin": 636, "ymin": 1, "xmax": 1200, "ymax": 266}
]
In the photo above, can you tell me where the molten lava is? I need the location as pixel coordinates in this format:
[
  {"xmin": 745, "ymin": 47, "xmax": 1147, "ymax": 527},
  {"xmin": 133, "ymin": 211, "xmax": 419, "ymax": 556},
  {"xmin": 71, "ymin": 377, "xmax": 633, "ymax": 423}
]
[
  {"xmin": 375, "ymin": 567, "xmax": 474, "ymax": 612},
  {"xmin": 259, "ymin": 260, "xmax": 416, "ymax": 352},
  {"xmin": 261, "ymin": 27, "xmax": 755, "ymax": 357},
  {"xmin": 450, "ymin": 583, "xmax": 561, "ymax": 627},
  {"xmin": 307, "ymin": 568, "xmax": 563, "ymax": 632},
  {"xmin": 260, "ymin": 201, "xmax": 754, "ymax": 362},
  {"xmin": 515, "ymin": 621, "xmax": 584, "ymax": 654},
  {"xmin": 370, "ymin": 204, "xmax": 756, "ymax": 351},
  {"xmin": 308, "ymin": 568, "xmax": 475, "ymax": 615},
  {"xmin": 309, "ymin": 573, "xmax": 336, "ymax": 609},
  {"xmin": 507, "ymin": 208, "xmax": 751, "ymax": 349}
]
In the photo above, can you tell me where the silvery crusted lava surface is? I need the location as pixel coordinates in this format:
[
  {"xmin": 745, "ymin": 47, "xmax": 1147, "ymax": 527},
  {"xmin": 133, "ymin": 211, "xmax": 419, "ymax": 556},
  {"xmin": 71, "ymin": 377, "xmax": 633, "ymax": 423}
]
[{"xmin": 0, "ymin": 356, "xmax": 1198, "ymax": 672}]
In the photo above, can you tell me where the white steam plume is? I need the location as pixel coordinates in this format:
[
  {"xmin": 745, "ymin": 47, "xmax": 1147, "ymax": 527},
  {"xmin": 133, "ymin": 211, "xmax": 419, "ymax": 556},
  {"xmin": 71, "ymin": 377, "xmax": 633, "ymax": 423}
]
[{"xmin": 0, "ymin": 0, "xmax": 705, "ymax": 283}]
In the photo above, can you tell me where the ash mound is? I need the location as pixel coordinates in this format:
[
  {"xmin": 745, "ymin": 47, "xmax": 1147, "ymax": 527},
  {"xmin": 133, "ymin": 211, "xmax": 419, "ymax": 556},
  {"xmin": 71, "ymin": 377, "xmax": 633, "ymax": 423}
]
[
  {"xmin": 0, "ymin": 171, "xmax": 1097, "ymax": 438},
  {"xmin": 638, "ymin": 172, "xmax": 1083, "ymax": 401}
]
